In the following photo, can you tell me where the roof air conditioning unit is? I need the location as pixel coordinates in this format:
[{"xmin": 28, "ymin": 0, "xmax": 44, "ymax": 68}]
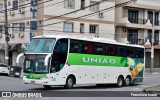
[
  {"xmin": 99, "ymin": 12, "xmax": 104, "ymax": 18},
  {"xmin": 19, "ymin": 33, "xmax": 24, "ymax": 38},
  {"xmin": 19, "ymin": 9, "xmax": 25, "ymax": 14},
  {"xmin": 9, "ymin": 33, "xmax": 14, "ymax": 38}
]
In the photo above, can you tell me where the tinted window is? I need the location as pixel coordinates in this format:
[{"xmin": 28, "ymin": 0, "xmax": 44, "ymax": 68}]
[
  {"xmin": 0, "ymin": 64, "xmax": 7, "ymax": 67},
  {"xmin": 117, "ymin": 46, "xmax": 126, "ymax": 57},
  {"xmin": 70, "ymin": 40, "xmax": 82, "ymax": 53},
  {"xmin": 107, "ymin": 45, "xmax": 116, "ymax": 56},
  {"xmin": 135, "ymin": 48, "xmax": 144, "ymax": 58},
  {"xmin": 82, "ymin": 42, "xmax": 93, "ymax": 54},
  {"xmin": 94, "ymin": 43, "xmax": 105, "ymax": 55},
  {"xmin": 126, "ymin": 48, "xmax": 134, "ymax": 57}
]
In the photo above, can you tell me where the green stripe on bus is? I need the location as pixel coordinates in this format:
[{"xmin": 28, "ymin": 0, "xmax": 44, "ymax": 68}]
[
  {"xmin": 24, "ymin": 73, "xmax": 47, "ymax": 79},
  {"xmin": 68, "ymin": 53, "xmax": 128, "ymax": 67}
]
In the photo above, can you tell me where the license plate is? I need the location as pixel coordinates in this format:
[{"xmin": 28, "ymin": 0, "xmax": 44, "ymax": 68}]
[
  {"xmin": 15, "ymin": 72, "xmax": 20, "ymax": 76},
  {"xmin": 31, "ymin": 81, "xmax": 35, "ymax": 84}
]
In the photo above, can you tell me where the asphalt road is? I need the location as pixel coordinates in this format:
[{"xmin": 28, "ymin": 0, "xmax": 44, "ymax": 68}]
[{"xmin": 0, "ymin": 73, "xmax": 160, "ymax": 100}]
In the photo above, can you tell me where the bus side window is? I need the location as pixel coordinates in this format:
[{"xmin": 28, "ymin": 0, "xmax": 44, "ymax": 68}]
[
  {"xmin": 135, "ymin": 48, "xmax": 144, "ymax": 58},
  {"xmin": 70, "ymin": 40, "xmax": 82, "ymax": 53},
  {"xmin": 118, "ymin": 46, "xmax": 125, "ymax": 57},
  {"xmin": 108, "ymin": 45, "xmax": 116, "ymax": 56},
  {"xmin": 82, "ymin": 42, "xmax": 93, "ymax": 54},
  {"xmin": 126, "ymin": 47, "xmax": 133, "ymax": 58},
  {"xmin": 94, "ymin": 43, "xmax": 105, "ymax": 55},
  {"xmin": 106, "ymin": 45, "xmax": 109, "ymax": 55}
]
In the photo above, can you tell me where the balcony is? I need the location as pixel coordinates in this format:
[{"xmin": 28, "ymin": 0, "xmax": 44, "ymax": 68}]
[
  {"xmin": 116, "ymin": 17, "xmax": 160, "ymax": 30},
  {"xmin": 128, "ymin": 18, "xmax": 147, "ymax": 24}
]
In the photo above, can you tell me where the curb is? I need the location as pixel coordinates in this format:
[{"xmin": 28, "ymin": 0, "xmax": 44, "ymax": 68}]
[{"xmin": 143, "ymin": 89, "xmax": 160, "ymax": 96}]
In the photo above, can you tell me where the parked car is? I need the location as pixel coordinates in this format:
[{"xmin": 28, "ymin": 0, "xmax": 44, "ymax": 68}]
[
  {"xmin": 9, "ymin": 66, "xmax": 22, "ymax": 78},
  {"xmin": 0, "ymin": 64, "xmax": 9, "ymax": 75}
]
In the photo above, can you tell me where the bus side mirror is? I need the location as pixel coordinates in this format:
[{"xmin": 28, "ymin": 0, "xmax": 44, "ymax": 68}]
[
  {"xmin": 44, "ymin": 54, "xmax": 52, "ymax": 66},
  {"xmin": 16, "ymin": 53, "xmax": 25, "ymax": 66}
]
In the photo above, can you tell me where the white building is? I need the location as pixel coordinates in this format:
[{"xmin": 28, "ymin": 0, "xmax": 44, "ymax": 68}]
[{"xmin": 0, "ymin": 0, "xmax": 115, "ymax": 65}]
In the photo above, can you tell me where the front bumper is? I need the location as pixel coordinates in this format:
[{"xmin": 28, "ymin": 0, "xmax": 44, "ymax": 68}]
[{"xmin": 23, "ymin": 77, "xmax": 50, "ymax": 85}]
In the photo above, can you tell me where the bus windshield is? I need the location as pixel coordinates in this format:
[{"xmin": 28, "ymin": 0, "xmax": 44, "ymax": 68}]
[
  {"xmin": 26, "ymin": 38, "xmax": 56, "ymax": 53},
  {"xmin": 24, "ymin": 54, "xmax": 49, "ymax": 73}
]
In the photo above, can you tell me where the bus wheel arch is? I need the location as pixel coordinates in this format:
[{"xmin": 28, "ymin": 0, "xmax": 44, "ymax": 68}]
[
  {"xmin": 65, "ymin": 74, "xmax": 76, "ymax": 89},
  {"xmin": 124, "ymin": 75, "xmax": 132, "ymax": 86},
  {"xmin": 117, "ymin": 75, "xmax": 124, "ymax": 87}
]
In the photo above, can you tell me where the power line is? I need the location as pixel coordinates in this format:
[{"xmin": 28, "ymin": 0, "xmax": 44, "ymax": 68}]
[
  {"xmin": 3, "ymin": 0, "xmax": 106, "ymax": 27},
  {"xmin": 40, "ymin": 0, "xmax": 134, "ymax": 27},
  {"xmin": 0, "ymin": 0, "xmax": 54, "ymax": 13},
  {"xmin": 0, "ymin": 0, "xmax": 64, "ymax": 19},
  {"xmin": 43, "ymin": 0, "xmax": 105, "ymax": 22},
  {"xmin": 7, "ymin": 0, "xmax": 134, "ymax": 35}
]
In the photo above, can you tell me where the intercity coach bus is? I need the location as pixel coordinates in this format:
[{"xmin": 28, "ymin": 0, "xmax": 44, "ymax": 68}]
[{"xmin": 17, "ymin": 35, "xmax": 145, "ymax": 88}]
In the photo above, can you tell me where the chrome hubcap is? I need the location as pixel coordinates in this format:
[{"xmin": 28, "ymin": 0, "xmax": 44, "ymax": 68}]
[
  {"xmin": 118, "ymin": 78, "xmax": 122, "ymax": 86},
  {"xmin": 68, "ymin": 79, "xmax": 73, "ymax": 87},
  {"xmin": 125, "ymin": 78, "xmax": 130, "ymax": 85}
]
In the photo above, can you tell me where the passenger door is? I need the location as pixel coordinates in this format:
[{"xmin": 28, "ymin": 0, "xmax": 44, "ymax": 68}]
[{"xmin": 50, "ymin": 39, "xmax": 68, "ymax": 84}]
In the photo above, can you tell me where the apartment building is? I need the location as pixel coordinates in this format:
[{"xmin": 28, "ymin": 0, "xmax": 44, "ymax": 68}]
[
  {"xmin": 115, "ymin": 0, "xmax": 160, "ymax": 68},
  {"xmin": 0, "ymin": 0, "xmax": 115, "ymax": 65}
]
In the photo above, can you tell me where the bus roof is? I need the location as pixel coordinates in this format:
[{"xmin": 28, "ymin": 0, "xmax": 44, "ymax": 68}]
[{"xmin": 33, "ymin": 35, "xmax": 144, "ymax": 48}]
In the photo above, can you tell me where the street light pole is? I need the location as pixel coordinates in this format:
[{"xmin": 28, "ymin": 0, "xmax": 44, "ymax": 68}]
[
  {"xmin": 150, "ymin": 11, "xmax": 155, "ymax": 74},
  {"xmin": 4, "ymin": 0, "xmax": 9, "ymax": 66}
]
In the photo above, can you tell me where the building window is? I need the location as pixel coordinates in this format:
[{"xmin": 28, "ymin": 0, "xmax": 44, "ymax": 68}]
[
  {"xmin": 148, "ymin": 11, "xmax": 159, "ymax": 26},
  {"xmin": 80, "ymin": 23, "xmax": 84, "ymax": 33},
  {"xmin": 89, "ymin": 24, "xmax": 98, "ymax": 34},
  {"xmin": 128, "ymin": 9, "xmax": 139, "ymax": 24},
  {"xmin": 31, "ymin": 0, "xmax": 38, "ymax": 6},
  {"xmin": 19, "ymin": 23, "xmax": 25, "ymax": 32},
  {"xmin": 65, "ymin": 0, "xmax": 75, "ymax": 8},
  {"xmin": 64, "ymin": 22, "xmax": 74, "ymax": 32},
  {"xmin": 127, "ymin": 29, "xmax": 138, "ymax": 44},
  {"xmin": 81, "ymin": 0, "xmax": 85, "ymax": 9},
  {"xmin": 30, "ymin": 21, "xmax": 37, "ymax": 30},
  {"xmin": 0, "ymin": 25, "xmax": 3, "ymax": 33},
  {"xmin": 90, "ymin": 1, "xmax": 99, "ymax": 12},
  {"xmin": 148, "ymin": 30, "xmax": 159, "ymax": 45},
  {"xmin": 0, "ymin": 4, "xmax": 3, "ymax": 12},
  {"xmin": 12, "ymin": 0, "xmax": 18, "ymax": 10},
  {"xmin": 12, "ymin": 23, "xmax": 19, "ymax": 32}
]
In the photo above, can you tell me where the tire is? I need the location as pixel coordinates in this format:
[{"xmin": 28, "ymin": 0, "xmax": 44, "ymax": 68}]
[
  {"xmin": 117, "ymin": 76, "xmax": 124, "ymax": 87},
  {"xmin": 124, "ymin": 76, "xmax": 131, "ymax": 86},
  {"xmin": 43, "ymin": 85, "xmax": 51, "ymax": 89},
  {"xmin": 65, "ymin": 76, "xmax": 74, "ymax": 89}
]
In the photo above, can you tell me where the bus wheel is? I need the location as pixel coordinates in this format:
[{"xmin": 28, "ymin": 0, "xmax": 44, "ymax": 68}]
[
  {"xmin": 124, "ymin": 76, "xmax": 131, "ymax": 86},
  {"xmin": 117, "ymin": 76, "xmax": 124, "ymax": 87},
  {"xmin": 65, "ymin": 76, "xmax": 74, "ymax": 89},
  {"xmin": 43, "ymin": 85, "xmax": 51, "ymax": 89}
]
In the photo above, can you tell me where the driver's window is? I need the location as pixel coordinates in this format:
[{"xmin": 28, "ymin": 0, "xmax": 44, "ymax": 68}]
[{"xmin": 50, "ymin": 39, "xmax": 68, "ymax": 73}]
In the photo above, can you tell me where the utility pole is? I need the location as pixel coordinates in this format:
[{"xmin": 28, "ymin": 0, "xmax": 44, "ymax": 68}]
[
  {"xmin": 150, "ymin": 11, "xmax": 155, "ymax": 74},
  {"xmin": 4, "ymin": 0, "xmax": 9, "ymax": 66}
]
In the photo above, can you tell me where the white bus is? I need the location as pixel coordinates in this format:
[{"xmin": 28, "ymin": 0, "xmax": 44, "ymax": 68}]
[{"xmin": 17, "ymin": 35, "xmax": 145, "ymax": 88}]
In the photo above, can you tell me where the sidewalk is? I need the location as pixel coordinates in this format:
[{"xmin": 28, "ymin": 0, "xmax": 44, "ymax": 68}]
[
  {"xmin": 145, "ymin": 68, "xmax": 160, "ymax": 73},
  {"xmin": 143, "ymin": 85, "xmax": 160, "ymax": 96}
]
